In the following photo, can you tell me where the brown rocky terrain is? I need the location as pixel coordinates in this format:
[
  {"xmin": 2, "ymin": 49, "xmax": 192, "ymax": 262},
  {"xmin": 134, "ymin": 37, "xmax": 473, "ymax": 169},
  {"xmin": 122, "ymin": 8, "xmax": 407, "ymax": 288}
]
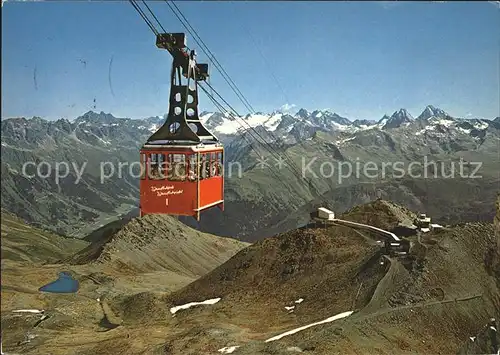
[
  {"xmin": 154, "ymin": 200, "xmax": 499, "ymax": 354},
  {"xmin": 1, "ymin": 215, "xmax": 248, "ymax": 354},
  {"xmin": 1, "ymin": 199, "xmax": 498, "ymax": 354}
]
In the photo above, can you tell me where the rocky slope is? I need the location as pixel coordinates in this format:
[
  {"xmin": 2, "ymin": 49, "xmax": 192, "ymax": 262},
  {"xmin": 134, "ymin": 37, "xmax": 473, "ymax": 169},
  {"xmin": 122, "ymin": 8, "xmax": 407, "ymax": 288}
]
[
  {"xmin": 489, "ymin": 194, "xmax": 500, "ymax": 290},
  {"xmin": 0, "ymin": 111, "xmax": 149, "ymax": 237},
  {"xmin": 159, "ymin": 200, "xmax": 500, "ymax": 354},
  {"xmin": 1, "ymin": 199, "xmax": 499, "ymax": 354},
  {"xmin": 496, "ymin": 194, "xmax": 500, "ymax": 249},
  {"xmin": 1, "ymin": 213, "xmax": 248, "ymax": 354},
  {"xmin": 119, "ymin": 199, "xmax": 500, "ymax": 354},
  {"xmin": 68, "ymin": 214, "xmax": 249, "ymax": 277}
]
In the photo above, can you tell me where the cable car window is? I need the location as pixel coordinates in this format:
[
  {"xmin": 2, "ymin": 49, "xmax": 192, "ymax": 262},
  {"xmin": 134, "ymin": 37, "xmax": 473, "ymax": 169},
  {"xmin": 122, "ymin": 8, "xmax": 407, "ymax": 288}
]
[
  {"xmin": 216, "ymin": 152, "xmax": 223, "ymax": 176},
  {"xmin": 165, "ymin": 153, "xmax": 173, "ymax": 178},
  {"xmin": 147, "ymin": 154, "xmax": 154, "ymax": 179},
  {"xmin": 165, "ymin": 154, "xmax": 171, "ymax": 180},
  {"xmin": 197, "ymin": 155, "xmax": 202, "ymax": 180},
  {"xmin": 173, "ymin": 154, "xmax": 184, "ymax": 163},
  {"xmin": 148, "ymin": 153, "xmax": 164, "ymax": 180},
  {"xmin": 209, "ymin": 152, "xmax": 218, "ymax": 177},
  {"xmin": 188, "ymin": 153, "xmax": 198, "ymax": 181},
  {"xmin": 157, "ymin": 153, "xmax": 165, "ymax": 179},
  {"xmin": 169, "ymin": 153, "xmax": 186, "ymax": 181},
  {"xmin": 206, "ymin": 153, "xmax": 212, "ymax": 179},
  {"xmin": 140, "ymin": 153, "xmax": 146, "ymax": 179},
  {"xmin": 200, "ymin": 153, "xmax": 209, "ymax": 179}
]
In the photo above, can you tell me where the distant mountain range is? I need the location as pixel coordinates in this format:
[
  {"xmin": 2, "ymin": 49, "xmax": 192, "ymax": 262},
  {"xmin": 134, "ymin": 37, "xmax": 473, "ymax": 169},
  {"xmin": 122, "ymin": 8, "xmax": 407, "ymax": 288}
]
[
  {"xmin": 4, "ymin": 104, "xmax": 494, "ymax": 143},
  {"xmin": 198, "ymin": 105, "xmax": 497, "ymax": 143},
  {"xmin": 1, "ymin": 105, "xmax": 499, "ymax": 240}
]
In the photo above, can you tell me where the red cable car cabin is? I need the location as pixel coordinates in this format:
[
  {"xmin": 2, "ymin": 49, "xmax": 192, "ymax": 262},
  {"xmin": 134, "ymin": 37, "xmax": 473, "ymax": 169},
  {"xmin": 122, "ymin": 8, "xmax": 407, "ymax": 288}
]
[
  {"xmin": 139, "ymin": 143, "xmax": 224, "ymax": 220},
  {"xmin": 139, "ymin": 32, "xmax": 224, "ymax": 220}
]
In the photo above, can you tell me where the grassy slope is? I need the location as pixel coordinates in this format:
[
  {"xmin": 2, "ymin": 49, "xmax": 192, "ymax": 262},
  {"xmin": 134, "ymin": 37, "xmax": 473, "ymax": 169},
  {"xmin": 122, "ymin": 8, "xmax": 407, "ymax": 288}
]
[
  {"xmin": 1, "ymin": 213, "xmax": 249, "ymax": 354},
  {"xmin": 68, "ymin": 214, "xmax": 249, "ymax": 277},
  {"xmin": 1, "ymin": 211, "xmax": 89, "ymax": 264}
]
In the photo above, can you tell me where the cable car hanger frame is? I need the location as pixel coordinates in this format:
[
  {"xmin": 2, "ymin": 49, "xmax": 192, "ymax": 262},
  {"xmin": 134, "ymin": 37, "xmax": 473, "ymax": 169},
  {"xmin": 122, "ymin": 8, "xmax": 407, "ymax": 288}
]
[{"xmin": 146, "ymin": 32, "xmax": 219, "ymax": 145}]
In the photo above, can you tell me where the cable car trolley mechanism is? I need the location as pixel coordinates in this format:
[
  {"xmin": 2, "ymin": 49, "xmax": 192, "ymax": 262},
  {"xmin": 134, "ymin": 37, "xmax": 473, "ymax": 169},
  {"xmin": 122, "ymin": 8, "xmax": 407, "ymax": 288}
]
[{"xmin": 139, "ymin": 32, "xmax": 224, "ymax": 220}]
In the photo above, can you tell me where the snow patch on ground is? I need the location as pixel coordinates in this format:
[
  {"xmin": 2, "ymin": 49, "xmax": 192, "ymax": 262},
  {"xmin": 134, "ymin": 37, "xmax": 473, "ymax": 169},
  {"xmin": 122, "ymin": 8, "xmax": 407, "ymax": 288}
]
[
  {"xmin": 265, "ymin": 311, "xmax": 354, "ymax": 342},
  {"xmin": 264, "ymin": 113, "xmax": 283, "ymax": 131},
  {"xmin": 330, "ymin": 122, "xmax": 354, "ymax": 132},
  {"xmin": 377, "ymin": 118, "xmax": 388, "ymax": 128},
  {"xmin": 69, "ymin": 131, "xmax": 82, "ymax": 143},
  {"xmin": 456, "ymin": 127, "xmax": 471, "ymax": 135},
  {"xmin": 218, "ymin": 346, "xmax": 240, "ymax": 353},
  {"xmin": 170, "ymin": 298, "xmax": 221, "ymax": 314},
  {"xmin": 199, "ymin": 112, "xmax": 215, "ymax": 123},
  {"xmin": 96, "ymin": 136, "xmax": 111, "ymax": 145},
  {"xmin": 472, "ymin": 121, "xmax": 489, "ymax": 130},
  {"xmin": 432, "ymin": 118, "xmax": 455, "ymax": 128},
  {"xmin": 149, "ymin": 124, "xmax": 159, "ymax": 133},
  {"xmin": 415, "ymin": 126, "xmax": 435, "ymax": 136},
  {"xmin": 357, "ymin": 124, "xmax": 376, "ymax": 131},
  {"xmin": 12, "ymin": 309, "xmax": 44, "ymax": 314},
  {"xmin": 336, "ymin": 136, "xmax": 355, "ymax": 145},
  {"xmin": 245, "ymin": 114, "xmax": 270, "ymax": 128},
  {"xmin": 213, "ymin": 117, "xmax": 244, "ymax": 135}
]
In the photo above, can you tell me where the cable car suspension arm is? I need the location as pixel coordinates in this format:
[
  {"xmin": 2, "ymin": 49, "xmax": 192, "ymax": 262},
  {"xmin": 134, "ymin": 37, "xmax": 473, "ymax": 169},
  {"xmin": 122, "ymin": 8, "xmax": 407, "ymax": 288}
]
[{"xmin": 129, "ymin": 0, "xmax": 217, "ymax": 143}]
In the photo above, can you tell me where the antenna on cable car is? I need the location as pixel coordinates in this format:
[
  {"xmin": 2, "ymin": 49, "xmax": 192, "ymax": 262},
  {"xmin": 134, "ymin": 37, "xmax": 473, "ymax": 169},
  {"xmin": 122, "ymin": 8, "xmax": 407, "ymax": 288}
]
[{"xmin": 147, "ymin": 33, "xmax": 219, "ymax": 144}]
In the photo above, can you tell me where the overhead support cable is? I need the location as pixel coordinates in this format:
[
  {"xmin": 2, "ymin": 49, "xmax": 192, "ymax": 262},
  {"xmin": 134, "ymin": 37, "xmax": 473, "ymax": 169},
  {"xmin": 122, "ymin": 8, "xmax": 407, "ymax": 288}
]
[
  {"xmin": 140, "ymin": 0, "xmax": 167, "ymax": 33},
  {"xmin": 201, "ymin": 81, "xmax": 325, "ymax": 200},
  {"xmin": 164, "ymin": 0, "xmax": 255, "ymax": 115},
  {"xmin": 129, "ymin": 0, "xmax": 159, "ymax": 35},
  {"xmin": 199, "ymin": 85, "xmax": 287, "ymax": 183}
]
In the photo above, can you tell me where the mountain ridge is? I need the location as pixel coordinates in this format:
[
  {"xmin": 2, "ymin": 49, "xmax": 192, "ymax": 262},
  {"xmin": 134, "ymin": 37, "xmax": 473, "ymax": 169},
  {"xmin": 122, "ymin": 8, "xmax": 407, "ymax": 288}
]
[
  {"xmin": 1, "ymin": 105, "xmax": 499, "ymax": 240},
  {"xmin": 3, "ymin": 104, "xmax": 496, "ymax": 135}
]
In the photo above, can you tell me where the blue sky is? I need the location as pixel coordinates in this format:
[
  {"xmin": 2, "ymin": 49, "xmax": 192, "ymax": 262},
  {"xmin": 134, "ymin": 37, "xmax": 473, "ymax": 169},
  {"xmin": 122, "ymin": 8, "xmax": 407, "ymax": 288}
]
[{"xmin": 2, "ymin": 1, "xmax": 499, "ymax": 121}]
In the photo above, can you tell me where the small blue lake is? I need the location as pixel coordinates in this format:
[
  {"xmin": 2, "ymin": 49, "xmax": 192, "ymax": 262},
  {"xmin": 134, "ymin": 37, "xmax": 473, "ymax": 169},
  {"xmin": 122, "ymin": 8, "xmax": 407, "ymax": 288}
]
[{"xmin": 39, "ymin": 271, "xmax": 79, "ymax": 293}]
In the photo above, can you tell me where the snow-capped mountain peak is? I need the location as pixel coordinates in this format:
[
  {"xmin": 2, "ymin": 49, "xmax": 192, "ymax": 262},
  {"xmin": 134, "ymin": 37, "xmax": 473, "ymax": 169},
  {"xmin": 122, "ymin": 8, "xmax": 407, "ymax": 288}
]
[
  {"xmin": 312, "ymin": 110, "xmax": 324, "ymax": 118},
  {"xmin": 417, "ymin": 105, "xmax": 449, "ymax": 120},
  {"xmin": 377, "ymin": 114, "xmax": 391, "ymax": 125},
  {"xmin": 3, "ymin": 108, "xmax": 497, "ymax": 158},
  {"xmin": 24, "ymin": 107, "xmax": 494, "ymax": 148},
  {"xmin": 378, "ymin": 109, "xmax": 414, "ymax": 129},
  {"xmin": 296, "ymin": 108, "xmax": 310, "ymax": 119},
  {"xmin": 393, "ymin": 108, "xmax": 414, "ymax": 120}
]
